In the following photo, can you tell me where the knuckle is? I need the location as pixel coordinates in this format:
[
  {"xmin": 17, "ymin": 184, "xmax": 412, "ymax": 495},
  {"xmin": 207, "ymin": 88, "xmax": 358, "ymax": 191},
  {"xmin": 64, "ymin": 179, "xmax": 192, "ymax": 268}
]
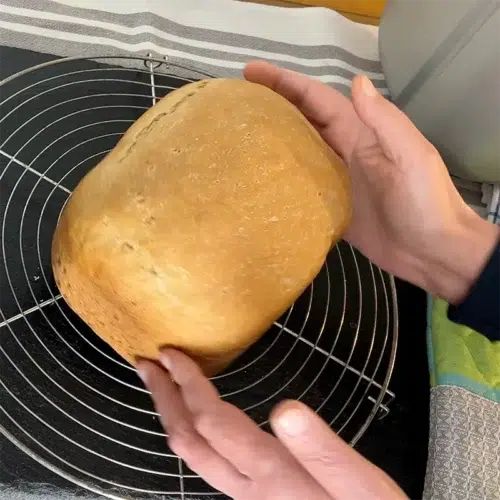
[
  {"xmin": 168, "ymin": 434, "xmax": 207, "ymax": 474},
  {"xmin": 192, "ymin": 410, "xmax": 216, "ymax": 436},
  {"xmin": 181, "ymin": 452, "xmax": 203, "ymax": 473},
  {"xmin": 422, "ymin": 142, "xmax": 440, "ymax": 163},
  {"xmin": 167, "ymin": 428, "xmax": 196, "ymax": 457},
  {"xmin": 354, "ymin": 142, "xmax": 385, "ymax": 168},
  {"xmin": 253, "ymin": 447, "xmax": 282, "ymax": 477},
  {"xmin": 256, "ymin": 457, "xmax": 277, "ymax": 477},
  {"xmin": 192, "ymin": 400, "xmax": 228, "ymax": 435},
  {"xmin": 304, "ymin": 448, "xmax": 349, "ymax": 474},
  {"xmin": 181, "ymin": 447, "xmax": 206, "ymax": 472}
]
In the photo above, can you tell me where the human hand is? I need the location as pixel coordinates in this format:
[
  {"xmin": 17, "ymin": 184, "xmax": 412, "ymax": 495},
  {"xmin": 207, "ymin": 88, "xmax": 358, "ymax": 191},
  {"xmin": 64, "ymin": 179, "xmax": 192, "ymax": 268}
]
[
  {"xmin": 137, "ymin": 350, "xmax": 408, "ymax": 500},
  {"xmin": 244, "ymin": 62, "xmax": 500, "ymax": 304}
]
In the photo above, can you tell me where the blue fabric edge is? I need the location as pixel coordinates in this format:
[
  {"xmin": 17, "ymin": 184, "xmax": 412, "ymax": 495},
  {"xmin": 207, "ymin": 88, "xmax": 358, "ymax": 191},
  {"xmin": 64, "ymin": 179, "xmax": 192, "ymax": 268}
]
[
  {"xmin": 426, "ymin": 294, "xmax": 435, "ymax": 382},
  {"xmin": 433, "ymin": 374, "xmax": 500, "ymax": 403}
]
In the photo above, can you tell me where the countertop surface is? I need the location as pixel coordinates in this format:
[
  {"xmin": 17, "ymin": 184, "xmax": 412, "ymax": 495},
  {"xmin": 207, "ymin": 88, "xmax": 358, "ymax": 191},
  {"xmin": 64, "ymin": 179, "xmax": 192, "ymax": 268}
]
[{"xmin": 0, "ymin": 46, "xmax": 430, "ymax": 500}]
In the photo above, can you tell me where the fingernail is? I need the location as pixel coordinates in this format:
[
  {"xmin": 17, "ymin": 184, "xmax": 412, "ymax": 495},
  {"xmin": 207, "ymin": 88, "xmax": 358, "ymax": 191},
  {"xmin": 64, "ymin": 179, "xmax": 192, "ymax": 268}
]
[
  {"xmin": 360, "ymin": 75, "xmax": 377, "ymax": 97},
  {"xmin": 277, "ymin": 408, "xmax": 309, "ymax": 436},
  {"xmin": 160, "ymin": 352, "xmax": 172, "ymax": 371},
  {"xmin": 136, "ymin": 362, "xmax": 149, "ymax": 385}
]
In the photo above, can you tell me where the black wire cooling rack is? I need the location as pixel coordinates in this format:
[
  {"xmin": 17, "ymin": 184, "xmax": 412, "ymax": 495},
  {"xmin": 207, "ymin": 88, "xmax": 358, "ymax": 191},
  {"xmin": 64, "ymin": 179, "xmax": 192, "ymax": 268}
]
[{"xmin": 0, "ymin": 54, "xmax": 398, "ymax": 500}]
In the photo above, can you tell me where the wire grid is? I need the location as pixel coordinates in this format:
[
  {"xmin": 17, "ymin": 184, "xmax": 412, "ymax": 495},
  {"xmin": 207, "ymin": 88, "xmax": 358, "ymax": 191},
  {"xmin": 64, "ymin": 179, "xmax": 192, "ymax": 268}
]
[{"xmin": 0, "ymin": 55, "xmax": 398, "ymax": 499}]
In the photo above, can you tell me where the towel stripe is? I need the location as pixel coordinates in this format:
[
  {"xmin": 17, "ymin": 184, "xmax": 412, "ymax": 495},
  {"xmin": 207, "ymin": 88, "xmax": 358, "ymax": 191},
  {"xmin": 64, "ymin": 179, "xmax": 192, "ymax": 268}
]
[
  {"xmin": 487, "ymin": 185, "xmax": 500, "ymax": 224},
  {"xmin": 0, "ymin": 12, "xmax": 385, "ymax": 82},
  {"xmin": 0, "ymin": 2, "xmax": 383, "ymax": 70},
  {"xmin": 0, "ymin": 0, "xmax": 387, "ymax": 96}
]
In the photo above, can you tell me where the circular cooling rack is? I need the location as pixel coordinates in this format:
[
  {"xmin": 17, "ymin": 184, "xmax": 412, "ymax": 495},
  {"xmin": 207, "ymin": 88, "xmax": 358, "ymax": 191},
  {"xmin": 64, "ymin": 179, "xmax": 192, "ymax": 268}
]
[{"xmin": 0, "ymin": 55, "xmax": 398, "ymax": 499}]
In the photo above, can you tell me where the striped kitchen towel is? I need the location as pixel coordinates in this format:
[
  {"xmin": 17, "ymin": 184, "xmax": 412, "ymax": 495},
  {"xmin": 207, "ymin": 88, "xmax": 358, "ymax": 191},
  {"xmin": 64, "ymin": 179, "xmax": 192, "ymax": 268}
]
[
  {"xmin": 0, "ymin": 0, "xmax": 384, "ymax": 95},
  {"xmin": 485, "ymin": 184, "xmax": 500, "ymax": 223}
]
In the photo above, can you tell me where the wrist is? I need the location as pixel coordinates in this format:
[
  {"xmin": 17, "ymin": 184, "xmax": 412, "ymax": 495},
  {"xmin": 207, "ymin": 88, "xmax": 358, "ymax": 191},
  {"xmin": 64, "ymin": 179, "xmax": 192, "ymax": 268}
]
[{"xmin": 419, "ymin": 212, "xmax": 500, "ymax": 305}]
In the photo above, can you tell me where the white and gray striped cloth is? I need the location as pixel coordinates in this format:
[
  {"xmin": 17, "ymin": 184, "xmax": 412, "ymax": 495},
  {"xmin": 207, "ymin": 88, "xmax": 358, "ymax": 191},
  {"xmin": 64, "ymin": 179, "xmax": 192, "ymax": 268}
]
[
  {"xmin": 0, "ymin": 0, "xmax": 384, "ymax": 94},
  {"xmin": 0, "ymin": 2, "xmax": 498, "ymax": 500}
]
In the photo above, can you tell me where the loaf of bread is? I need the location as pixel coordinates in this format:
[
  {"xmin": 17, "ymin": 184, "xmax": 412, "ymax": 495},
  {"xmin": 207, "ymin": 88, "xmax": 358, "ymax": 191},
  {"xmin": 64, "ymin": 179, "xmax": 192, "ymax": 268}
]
[{"xmin": 52, "ymin": 78, "xmax": 351, "ymax": 376}]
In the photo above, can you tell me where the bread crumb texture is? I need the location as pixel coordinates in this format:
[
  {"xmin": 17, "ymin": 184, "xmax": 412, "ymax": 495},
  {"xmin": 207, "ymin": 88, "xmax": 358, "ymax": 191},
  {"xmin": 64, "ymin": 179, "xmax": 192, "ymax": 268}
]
[{"xmin": 52, "ymin": 78, "xmax": 351, "ymax": 376}]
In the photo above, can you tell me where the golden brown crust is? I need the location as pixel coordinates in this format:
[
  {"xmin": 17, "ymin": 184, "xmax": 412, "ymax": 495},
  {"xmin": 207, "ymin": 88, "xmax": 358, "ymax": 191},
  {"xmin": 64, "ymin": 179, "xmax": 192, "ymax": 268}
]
[{"xmin": 52, "ymin": 78, "xmax": 351, "ymax": 376}]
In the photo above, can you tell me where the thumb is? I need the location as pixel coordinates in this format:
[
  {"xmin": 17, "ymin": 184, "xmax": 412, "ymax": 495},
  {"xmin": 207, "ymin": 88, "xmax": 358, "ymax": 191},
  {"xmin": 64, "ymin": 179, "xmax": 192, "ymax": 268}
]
[
  {"xmin": 351, "ymin": 75, "xmax": 434, "ymax": 162},
  {"xmin": 271, "ymin": 401, "xmax": 408, "ymax": 500}
]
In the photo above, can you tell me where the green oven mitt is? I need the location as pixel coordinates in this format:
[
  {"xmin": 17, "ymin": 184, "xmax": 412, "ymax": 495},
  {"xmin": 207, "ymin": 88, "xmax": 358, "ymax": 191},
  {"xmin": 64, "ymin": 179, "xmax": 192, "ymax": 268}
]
[{"xmin": 424, "ymin": 297, "xmax": 500, "ymax": 500}]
